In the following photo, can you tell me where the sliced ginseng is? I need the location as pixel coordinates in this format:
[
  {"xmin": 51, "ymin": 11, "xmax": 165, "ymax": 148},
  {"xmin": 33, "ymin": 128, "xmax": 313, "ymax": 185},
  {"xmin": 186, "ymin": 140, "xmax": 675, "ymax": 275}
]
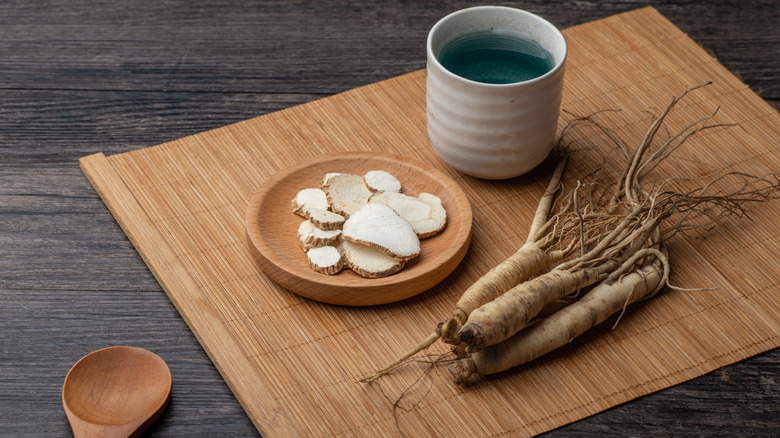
[
  {"xmin": 363, "ymin": 170, "xmax": 402, "ymax": 193},
  {"xmin": 369, "ymin": 191, "xmax": 447, "ymax": 238},
  {"xmin": 306, "ymin": 245, "xmax": 344, "ymax": 275},
  {"xmin": 292, "ymin": 188, "xmax": 330, "ymax": 217},
  {"xmin": 323, "ymin": 173, "xmax": 372, "ymax": 218},
  {"xmin": 297, "ymin": 219, "xmax": 342, "ymax": 250},
  {"xmin": 320, "ymin": 172, "xmax": 342, "ymax": 187},
  {"xmin": 342, "ymin": 203, "xmax": 420, "ymax": 261},
  {"xmin": 303, "ymin": 207, "xmax": 345, "ymax": 230},
  {"xmin": 341, "ymin": 239, "xmax": 405, "ymax": 278}
]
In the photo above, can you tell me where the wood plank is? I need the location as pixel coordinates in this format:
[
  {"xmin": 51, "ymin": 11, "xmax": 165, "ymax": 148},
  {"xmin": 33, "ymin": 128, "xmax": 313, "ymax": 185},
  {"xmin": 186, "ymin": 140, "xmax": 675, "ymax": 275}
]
[{"xmin": 0, "ymin": 1, "xmax": 776, "ymax": 101}]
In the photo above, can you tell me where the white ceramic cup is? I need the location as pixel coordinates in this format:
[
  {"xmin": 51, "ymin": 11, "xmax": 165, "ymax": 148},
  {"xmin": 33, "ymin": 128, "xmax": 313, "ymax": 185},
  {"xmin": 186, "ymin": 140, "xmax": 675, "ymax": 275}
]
[{"xmin": 426, "ymin": 6, "xmax": 567, "ymax": 179}]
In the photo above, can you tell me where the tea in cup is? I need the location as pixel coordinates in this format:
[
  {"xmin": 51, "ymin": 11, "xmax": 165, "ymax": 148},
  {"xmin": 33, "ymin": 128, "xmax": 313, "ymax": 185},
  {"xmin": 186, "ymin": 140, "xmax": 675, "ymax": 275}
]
[{"xmin": 426, "ymin": 6, "xmax": 567, "ymax": 179}]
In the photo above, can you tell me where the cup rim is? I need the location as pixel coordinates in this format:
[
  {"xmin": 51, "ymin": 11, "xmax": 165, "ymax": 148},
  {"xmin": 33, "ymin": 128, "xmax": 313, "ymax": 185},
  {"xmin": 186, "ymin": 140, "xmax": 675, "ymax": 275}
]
[{"xmin": 426, "ymin": 6, "xmax": 567, "ymax": 88}]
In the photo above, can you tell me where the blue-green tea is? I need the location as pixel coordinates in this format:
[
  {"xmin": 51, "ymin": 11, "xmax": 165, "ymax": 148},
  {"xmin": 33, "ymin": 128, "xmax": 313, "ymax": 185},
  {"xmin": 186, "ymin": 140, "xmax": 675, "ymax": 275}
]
[{"xmin": 438, "ymin": 30, "xmax": 554, "ymax": 84}]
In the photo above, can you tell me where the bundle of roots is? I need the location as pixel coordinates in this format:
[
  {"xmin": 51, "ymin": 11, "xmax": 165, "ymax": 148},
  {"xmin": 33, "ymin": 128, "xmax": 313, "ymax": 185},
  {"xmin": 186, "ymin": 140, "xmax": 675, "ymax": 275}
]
[{"xmin": 362, "ymin": 83, "xmax": 780, "ymax": 385}]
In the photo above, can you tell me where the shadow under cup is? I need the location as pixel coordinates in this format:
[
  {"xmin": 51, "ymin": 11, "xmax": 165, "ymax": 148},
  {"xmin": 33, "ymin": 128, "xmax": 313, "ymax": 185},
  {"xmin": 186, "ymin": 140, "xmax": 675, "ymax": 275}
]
[{"xmin": 426, "ymin": 6, "xmax": 567, "ymax": 179}]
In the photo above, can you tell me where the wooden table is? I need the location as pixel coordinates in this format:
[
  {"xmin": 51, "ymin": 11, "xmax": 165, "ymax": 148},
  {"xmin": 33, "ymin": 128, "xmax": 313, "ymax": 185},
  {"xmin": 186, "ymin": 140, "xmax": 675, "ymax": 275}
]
[{"xmin": 1, "ymin": 1, "xmax": 777, "ymax": 436}]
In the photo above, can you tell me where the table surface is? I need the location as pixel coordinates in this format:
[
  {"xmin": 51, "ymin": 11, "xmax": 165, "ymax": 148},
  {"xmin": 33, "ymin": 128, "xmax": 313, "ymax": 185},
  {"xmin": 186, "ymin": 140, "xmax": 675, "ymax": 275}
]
[{"xmin": 1, "ymin": 1, "xmax": 778, "ymax": 436}]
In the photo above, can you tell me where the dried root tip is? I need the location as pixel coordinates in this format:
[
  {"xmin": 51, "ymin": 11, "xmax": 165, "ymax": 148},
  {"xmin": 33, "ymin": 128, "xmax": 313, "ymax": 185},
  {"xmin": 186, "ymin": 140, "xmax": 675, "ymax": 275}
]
[
  {"xmin": 449, "ymin": 357, "xmax": 477, "ymax": 385},
  {"xmin": 458, "ymin": 325, "xmax": 484, "ymax": 353},
  {"xmin": 359, "ymin": 332, "xmax": 440, "ymax": 383},
  {"xmin": 439, "ymin": 309, "xmax": 467, "ymax": 344}
]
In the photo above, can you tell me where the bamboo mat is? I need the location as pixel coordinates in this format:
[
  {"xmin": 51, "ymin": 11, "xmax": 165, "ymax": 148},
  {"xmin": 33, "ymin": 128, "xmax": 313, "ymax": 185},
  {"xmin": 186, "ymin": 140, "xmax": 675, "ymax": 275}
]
[{"xmin": 80, "ymin": 7, "xmax": 780, "ymax": 437}]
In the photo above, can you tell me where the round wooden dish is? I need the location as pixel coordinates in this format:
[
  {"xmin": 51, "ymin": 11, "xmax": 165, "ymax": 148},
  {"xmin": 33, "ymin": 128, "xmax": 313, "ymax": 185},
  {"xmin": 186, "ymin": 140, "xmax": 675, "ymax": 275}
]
[{"xmin": 246, "ymin": 152, "xmax": 472, "ymax": 306}]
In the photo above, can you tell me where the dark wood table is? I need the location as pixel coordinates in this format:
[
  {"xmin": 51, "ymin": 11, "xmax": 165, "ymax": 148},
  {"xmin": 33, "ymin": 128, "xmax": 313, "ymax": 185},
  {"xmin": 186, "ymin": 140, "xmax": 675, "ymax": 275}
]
[{"xmin": 2, "ymin": 1, "xmax": 777, "ymax": 436}]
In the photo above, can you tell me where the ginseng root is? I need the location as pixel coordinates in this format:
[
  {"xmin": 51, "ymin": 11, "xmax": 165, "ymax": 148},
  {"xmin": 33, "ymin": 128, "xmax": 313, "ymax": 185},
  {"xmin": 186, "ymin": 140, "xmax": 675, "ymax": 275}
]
[
  {"xmin": 450, "ymin": 253, "xmax": 666, "ymax": 384},
  {"xmin": 438, "ymin": 155, "xmax": 571, "ymax": 342},
  {"xmin": 458, "ymin": 262, "xmax": 615, "ymax": 351},
  {"xmin": 438, "ymin": 243, "xmax": 566, "ymax": 343},
  {"xmin": 363, "ymin": 84, "xmax": 780, "ymax": 387},
  {"xmin": 457, "ymin": 212, "xmax": 665, "ymax": 352}
]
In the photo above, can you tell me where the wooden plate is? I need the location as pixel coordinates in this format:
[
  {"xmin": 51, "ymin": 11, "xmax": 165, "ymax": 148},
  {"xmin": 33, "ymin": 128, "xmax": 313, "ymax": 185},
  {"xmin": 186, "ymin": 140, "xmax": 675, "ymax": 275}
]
[{"xmin": 245, "ymin": 152, "xmax": 472, "ymax": 306}]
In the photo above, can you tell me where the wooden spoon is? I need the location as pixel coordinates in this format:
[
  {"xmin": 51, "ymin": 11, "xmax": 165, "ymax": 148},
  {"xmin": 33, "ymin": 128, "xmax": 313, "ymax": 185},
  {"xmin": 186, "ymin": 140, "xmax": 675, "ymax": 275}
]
[{"xmin": 62, "ymin": 346, "xmax": 172, "ymax": 438}]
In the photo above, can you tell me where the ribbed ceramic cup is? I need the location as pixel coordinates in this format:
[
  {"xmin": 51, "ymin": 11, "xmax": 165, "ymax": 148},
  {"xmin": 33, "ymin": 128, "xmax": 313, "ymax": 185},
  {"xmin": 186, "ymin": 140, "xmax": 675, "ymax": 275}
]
[{"xmin": 426, "ymin": 6, "xmax": 567, "ymax": 179}]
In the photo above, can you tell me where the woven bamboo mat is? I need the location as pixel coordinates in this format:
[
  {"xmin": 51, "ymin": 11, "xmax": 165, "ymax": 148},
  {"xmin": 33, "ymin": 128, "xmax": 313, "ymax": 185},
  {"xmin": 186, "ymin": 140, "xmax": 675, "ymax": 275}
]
[{"xmin": 80, "ymin": 7, "xmax": 780, "ymax": 437}]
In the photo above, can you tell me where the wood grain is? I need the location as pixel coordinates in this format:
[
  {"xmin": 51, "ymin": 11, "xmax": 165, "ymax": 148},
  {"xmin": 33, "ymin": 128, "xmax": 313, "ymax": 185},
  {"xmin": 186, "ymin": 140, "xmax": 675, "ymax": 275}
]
[{"xmin": 1, "ymin": 1, "xmax": 778, "ymax": 437}]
